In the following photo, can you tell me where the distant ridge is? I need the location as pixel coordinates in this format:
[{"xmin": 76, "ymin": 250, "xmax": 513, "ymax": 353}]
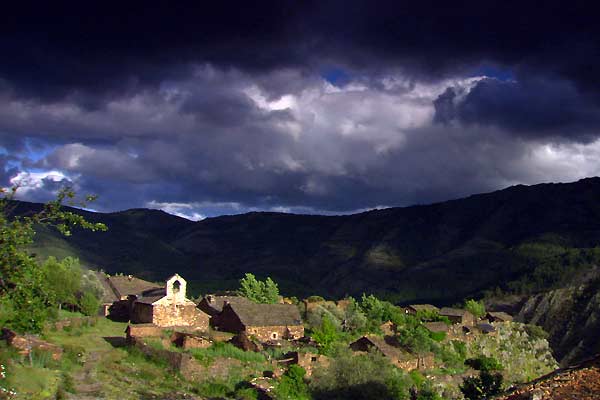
[{"xmin": 12, "ymin": 177, "xmax": 600, "ymax": 304}]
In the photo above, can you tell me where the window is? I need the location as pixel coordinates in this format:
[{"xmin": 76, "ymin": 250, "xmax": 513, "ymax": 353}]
[
  {"xmin": 271, "ymin": 332, "xmax": 278, "ymax": 339},
  {"xmin": 172, "ymin": 280, "xmax": 181, "ymax": 293}
]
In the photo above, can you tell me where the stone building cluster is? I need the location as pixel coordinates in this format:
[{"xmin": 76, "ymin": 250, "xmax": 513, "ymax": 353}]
[
  {"xmin": 94, "ymin": 273, "xmax": 513, "ymax": 376},
  {"xmin": 98, "ymin": 272, "xmax": 304, "ymax": 344}
]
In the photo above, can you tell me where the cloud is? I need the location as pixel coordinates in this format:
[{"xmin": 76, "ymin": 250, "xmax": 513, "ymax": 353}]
[
  {"xmin": 1, "ymin": 1, "xmax": 598, "ymax": 105},
  {"xmin": 3, "ymin": 63, "xmax": 599, "ymax": 218},
  {"xmin": 1, "ymin": 0, "xmax": 600, "ymax": 221},
  {"xmin": 8, "ymin": 170, "xmax": 75, "ymax": 203},
  {"xmin": 434, "ymin": 77, "xmax": 600, "ymax": 142}
]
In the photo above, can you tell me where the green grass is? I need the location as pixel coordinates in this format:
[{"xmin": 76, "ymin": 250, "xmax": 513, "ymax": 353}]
[
  {"xmin": 6, "ymin": 364, "xmax": 60, "ymax": 400},
  {"xmin": 189, "ymin": 342, "xmax": 267, "ymax": 366}
]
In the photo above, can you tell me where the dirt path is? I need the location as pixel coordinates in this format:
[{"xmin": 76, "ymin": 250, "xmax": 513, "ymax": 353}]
[{"xmin": 68, "ymin": 350, "xmax": 107, "ymax": 399}]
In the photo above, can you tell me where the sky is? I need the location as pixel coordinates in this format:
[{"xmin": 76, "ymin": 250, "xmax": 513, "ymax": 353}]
[{"xmin": 1, "ymin": 1, "xmax": 599, "ymax": 220}]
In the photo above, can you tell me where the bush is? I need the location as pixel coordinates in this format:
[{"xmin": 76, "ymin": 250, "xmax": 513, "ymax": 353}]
[
  {"xmin": 311, "ymin": 315, "xmax": 341, "ymax": 354},
  {"xmin": 78, "ymin": 292, "xmax": 100, "ymax": 317},
  {"xmin": 275, "ymin": 365, "xmax": 310, "ymax": 400},
  {"xmin": 190, "ymin": 342, "xmax": 266, "ymax": 366},
  {"xmin": 429, "ymin": 331, "xmax": 446, "ymax": 342},
  {"xmin": 524, "ymin": 324, "xmax": 549, "ymax": 340},
  {"xmin": 460, "ymin": 370, "xmax": 503, "ymax": 400},
  {"xmin": 465, "ymin": 356, "xmax": 503, "ymax": 372},
  {"xmin": 310, "ymin": 347, "xmax": 411, "ymax": 399}
]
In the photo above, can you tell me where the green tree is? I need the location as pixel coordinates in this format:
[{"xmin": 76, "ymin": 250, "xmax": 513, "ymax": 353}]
[
  {"xmin": 275, "ymin": 365, "xmax": 310, "ymax": 400},
  {"xmin": 461, "ymin": 356, "xmax": 504, "ymax": 400},
  {"xmin": 238, "ymin": 273, "xmax": 279, "ymax": 304},
  {"xmin": 310, "ymin": 347, "xmax": 411, "ymax": 399},
  {"xmin": 464, "ymin": 299, "xmax": 486, "ymax": 319},
  {"xmin": 41, "ymin": 256, "xmax": 82, "ymax": 310},
  {"xmin": 0, "ymin": 187, "xmax": 106, "ymax": 333},
  {"xmin": 312, "ymin": 314, "xmax": 340, "ymax": 354},
  {"xmin": 78, "ymin": 291, "xmax": 101, "ymax": 316},
  {"xmin": 460, "ymin": 370, "xmax": 503, "ymax": 400}
]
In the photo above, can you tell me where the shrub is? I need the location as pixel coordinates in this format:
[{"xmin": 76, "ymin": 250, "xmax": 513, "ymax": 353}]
[
  {"xmin": 310, "ymin": 347, "xmax": 411, "ymax": 399},
  {"xmin": 465, "ymin": 356, "xmax": 503, "ymax": 372},
  {"xmin": 524, "ymin": 324, "xmax": 549, "ymax": 340},
  {"xmin": 78, "ymin": 292, "xmax": 101, "ymax": 317},
  {"xmin": 311, "ymin": 315, "xmax": 340, "ymax": 354},
  {"xmin": 460, "ymin": 370, "xmax": 503, "ymax": 400},
  {"xmin": 429, "ymin": 331, "xmax": 446, "ymax": 342},
  {"xmin": 274, "ymin": 365, "xmax": 310, "ymax": 400}
]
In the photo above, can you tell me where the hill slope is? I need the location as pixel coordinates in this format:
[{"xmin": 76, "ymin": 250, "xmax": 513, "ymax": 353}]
[{"xmin": 14, "ymin": 177, "xmax": 600, "ymax": 302}]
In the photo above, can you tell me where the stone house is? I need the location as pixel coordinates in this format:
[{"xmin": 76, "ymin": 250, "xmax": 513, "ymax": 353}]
[
  {"xmin": 476, "ymin": 322, "xmax": 497, "ymax": 335},
  {"xmin": 349, "ymin": 335, "xmax": 433, "ymax": 371},
  {"xmin": 198, "ymin": 294, "xmax": 251, "ymax": 317},
  {"xmin": 423, "ymin": 321, "xmax": 450, "ymax": 334},
  {"xmin": 170, "ymin": 331, "xmax": 212, "ymax": 350},
  {"xmin": 405, "ymin": 304, "xmax": 439, "ymax": 315},
  {"xmin": 107, "ymin": 274, "xmax": 163, "ymax": 301},
  {"xmin": 214, "ymin": 301, "xmax": 304, "ymax": 342},
  {"xmin": 130, "ymin": 274, "xmax": 209, "ymax": 330},
  {"xmin": 439, "ymin": 307, "xmax": 476, "ymax": 326},
  {"xmin": 380, "ymin": 321, "xmax": 397, "ymax": 336},
  {"xmin": 279, "ymin": 351, "xmax": 330, "ymax": 377},
  {"xmin": 95, "ymin": 273, "xmax": 163, "ymax": 319},
  {"xmin": 486, "ymin": 311, "xmax": 513, "ymax": 323}
]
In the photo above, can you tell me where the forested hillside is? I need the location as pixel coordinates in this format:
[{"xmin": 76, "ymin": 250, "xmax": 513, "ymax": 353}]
[{"xmin": 15, "ymin": 177, "xmax": 600, "ymax": 303}]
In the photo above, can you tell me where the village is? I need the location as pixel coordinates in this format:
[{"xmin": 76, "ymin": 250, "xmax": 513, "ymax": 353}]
[{"xmin": 1, "ymin": 271, "xmax": 532, "ymax": 399}]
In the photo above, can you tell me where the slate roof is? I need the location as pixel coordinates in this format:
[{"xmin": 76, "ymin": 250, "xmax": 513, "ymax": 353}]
[
  {"xmin": 226, "ymin": 302, "xmax": 303, "ymax": 327},
  {"xmin": 439, "ymin": 307, "xmax": 470, "ymax": 317},
  {"xmin": 200, "ymin": 295, "xmax": 251, "ymax": 313},
  {"xmin": 407, "ymin": 304, "xmax": 439, "ymax": 313},
  {"xmin": 135, "ymin": 288, "xmax": 167, "ymax": 304},
  {"xmin": 423, "ymin": 321, "xmax": 450, "ymax": 333},
  {"xmin": 476, "ymin": 323, "xmax": 496, "ymax": 333},
  {"xmin": 350, "ymin": 335, "xmax": 415, "ymax": 361},
  {"xmin": 486, "ymin": 311, "xmax": 513, "ymax": 322},
  {"xmin": 108, "ymin": 275, "xmax": 162, "ymax": 299}
]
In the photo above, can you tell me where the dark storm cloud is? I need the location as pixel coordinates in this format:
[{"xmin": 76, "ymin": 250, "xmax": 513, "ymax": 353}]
[
  {"xmin": 2, "ymin": 1, "xmax": 600, "ymax": 217},
  {"xmin": 1, "ymin": 1, "xmax": 598, "ymax": 103},
  {"xmin": 434, "ymin": 78, "xmax": 600, "ymax": 141}
]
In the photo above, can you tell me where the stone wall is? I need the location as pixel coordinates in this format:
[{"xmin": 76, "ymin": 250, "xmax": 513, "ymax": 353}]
[
  {"xmin": 170, "ymin": 331, "xmax": 212, "ymax": 349},
  {"xmin": 246, "ymin": 325, "xmax": 304, "ymax": 342},
  {"xmin": 131, "ymin": 303, "xmax": 154, "ymax": 324},
  {"xmin": 152, "ymin": 303, "xmax": 209, "ymax": 330},
  {"xmin": 126, "ymin": 324, "xmax": 163, "ymax": 343},
  {"xmin": 2, "ymin": 329, "xmax": 63, "ymax": 360}
]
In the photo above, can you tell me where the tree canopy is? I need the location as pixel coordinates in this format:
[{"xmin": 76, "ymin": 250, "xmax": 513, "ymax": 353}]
[
  {"xmin": 238, "ymin": 273, "xmax": 280, "ymax": 304},
  {"xmin": 0, "ymin": 187, "xmax": 107, "ymax": 332}
]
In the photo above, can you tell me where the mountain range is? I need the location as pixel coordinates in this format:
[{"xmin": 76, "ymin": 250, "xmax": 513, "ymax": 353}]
[{"xmin": 13, "ymin": 177, "xmax": 600, "ymax": 305}]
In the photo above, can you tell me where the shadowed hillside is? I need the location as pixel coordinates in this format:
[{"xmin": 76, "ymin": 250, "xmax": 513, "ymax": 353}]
[{"xmin": 14, "ymin": 177, "xmax": 600, "ymax": 303}]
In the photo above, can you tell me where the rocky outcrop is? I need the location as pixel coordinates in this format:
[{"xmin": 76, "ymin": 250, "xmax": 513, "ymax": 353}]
[
  {"xmin": 495, "ymin": 354, "xmax": 600, "ymax": 400},
  {"xmin": 516, "ymin": 275, "xmax": 600, "ymax": 366}
]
